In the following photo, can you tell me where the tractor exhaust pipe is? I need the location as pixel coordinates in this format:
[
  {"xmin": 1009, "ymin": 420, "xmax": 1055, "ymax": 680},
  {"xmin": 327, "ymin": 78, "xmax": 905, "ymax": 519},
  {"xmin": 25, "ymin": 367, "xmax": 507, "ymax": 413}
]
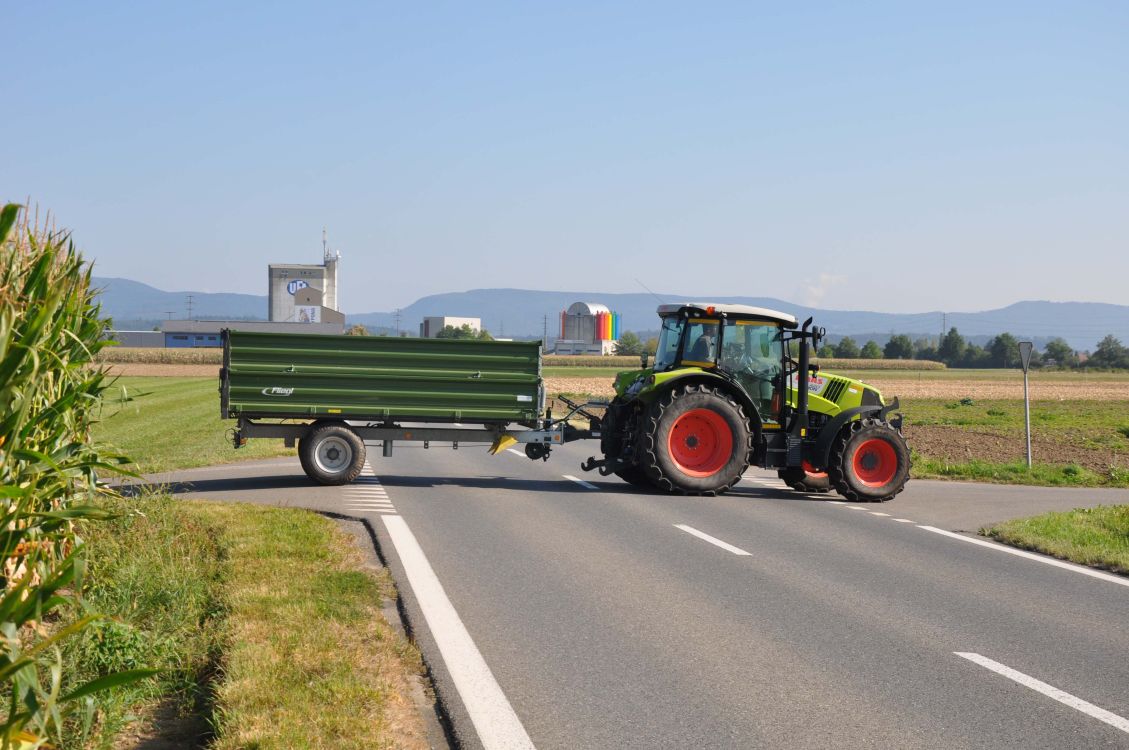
[{"xmin": 794, "ymin": 317, "xmax": 813, "ymax": 440}]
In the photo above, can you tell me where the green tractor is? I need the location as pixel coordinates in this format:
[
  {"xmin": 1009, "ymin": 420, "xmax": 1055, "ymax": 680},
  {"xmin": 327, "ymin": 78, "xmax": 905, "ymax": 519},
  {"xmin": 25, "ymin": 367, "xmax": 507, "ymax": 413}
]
[{"xmin": 581, "ymin": 303, "xmax": 910, "ymax": 500}]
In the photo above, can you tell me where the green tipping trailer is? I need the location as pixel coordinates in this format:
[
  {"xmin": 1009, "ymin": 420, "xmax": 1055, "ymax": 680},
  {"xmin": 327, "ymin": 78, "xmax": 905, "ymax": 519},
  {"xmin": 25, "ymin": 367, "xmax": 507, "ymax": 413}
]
[{"xmin": 220, "ymin": 329, "xmax": 598, "ymax": 484}]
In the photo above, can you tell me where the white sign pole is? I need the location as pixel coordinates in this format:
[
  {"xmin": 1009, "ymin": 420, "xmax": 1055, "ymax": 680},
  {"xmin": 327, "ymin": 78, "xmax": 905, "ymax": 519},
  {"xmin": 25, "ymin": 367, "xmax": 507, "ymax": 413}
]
[{"xmin": 1019, "ymin": 342, "xmax": 1034, "ymax": 468}]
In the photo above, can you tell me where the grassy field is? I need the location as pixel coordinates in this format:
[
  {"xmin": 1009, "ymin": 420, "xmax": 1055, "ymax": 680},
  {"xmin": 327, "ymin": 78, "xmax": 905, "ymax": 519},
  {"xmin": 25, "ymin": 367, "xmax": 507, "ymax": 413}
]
[
  {"xmin": 69, "ymin": 495, "xmax": 428, "ymax": 749},
  {"xmin": 93, "ymin": 377, "xmax": 292, "ymax": 473},
  {"xmin": 97, "ymin": 373, "xmax": 1129, "ymax": 488},
  {"xmin": 985, "ymin": 506, "xmax": 1129, "ymax": 575}
]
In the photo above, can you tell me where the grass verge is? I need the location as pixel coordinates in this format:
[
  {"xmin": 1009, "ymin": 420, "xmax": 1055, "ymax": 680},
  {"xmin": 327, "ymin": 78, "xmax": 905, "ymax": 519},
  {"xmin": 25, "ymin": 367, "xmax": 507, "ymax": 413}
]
[
  {"xmin": 93, "ymin": 377, "xmax": 292, "ymax": 473},
  {"xmin": 70, "ymin": 496, "xmax": 428, "ymax": 749},
  {"xmin": 984, "ymin": 505, "xmax": 1129, "ymax": 575},
  {"xmin": 911, "ymin": 456, "xmax": 1129, "ymax": 488}
]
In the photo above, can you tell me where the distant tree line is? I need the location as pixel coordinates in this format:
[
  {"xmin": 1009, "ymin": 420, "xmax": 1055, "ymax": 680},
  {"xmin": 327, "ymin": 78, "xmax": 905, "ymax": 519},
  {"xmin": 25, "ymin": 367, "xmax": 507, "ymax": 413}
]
[
  {"xmin": 817, "ymin": 329, "xmax": 1129, "ymax": 369},
  {"xmin": 613, "ymin": 327, "xmax": 1129, "ymax": 369}
]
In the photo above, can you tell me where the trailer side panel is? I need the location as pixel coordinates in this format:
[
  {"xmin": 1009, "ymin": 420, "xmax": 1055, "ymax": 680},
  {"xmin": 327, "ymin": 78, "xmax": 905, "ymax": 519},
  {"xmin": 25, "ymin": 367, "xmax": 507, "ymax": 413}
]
[{"xmin": 222, "ymin": 330, "xmax": 543, "ymax": 423}]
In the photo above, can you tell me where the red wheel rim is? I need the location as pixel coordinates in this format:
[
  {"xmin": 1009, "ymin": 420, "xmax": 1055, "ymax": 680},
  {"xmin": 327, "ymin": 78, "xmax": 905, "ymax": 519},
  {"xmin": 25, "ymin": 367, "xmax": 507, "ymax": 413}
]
[
  {"xmin": 802, "ymin": 459, "xmax": 828, "ymax": 480},
  {"xmin": 852, "ymin": 438, "xmax": 898, "ymax": 487},
  {"xmin": 668, "ymin": 408, "xmax": 733, "ymax": 477}
]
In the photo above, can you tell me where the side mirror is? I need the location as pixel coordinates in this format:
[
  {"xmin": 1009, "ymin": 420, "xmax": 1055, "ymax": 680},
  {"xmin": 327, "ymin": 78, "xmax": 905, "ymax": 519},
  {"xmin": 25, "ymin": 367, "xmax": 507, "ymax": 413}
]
[
  {"xmin": 640, "ymin": 353, "xmax": 649, "ymax": 369},
  {"xmin": 809, "ymin": 364, "xmax": 820, "ymax": 375}
]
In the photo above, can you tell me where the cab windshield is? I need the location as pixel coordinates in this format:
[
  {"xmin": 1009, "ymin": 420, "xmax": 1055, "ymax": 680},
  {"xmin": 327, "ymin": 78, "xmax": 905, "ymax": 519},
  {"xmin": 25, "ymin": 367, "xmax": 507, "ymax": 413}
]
[{"xmin": 653, "ymin": 316, "xmax": 684, "ymax": 371}]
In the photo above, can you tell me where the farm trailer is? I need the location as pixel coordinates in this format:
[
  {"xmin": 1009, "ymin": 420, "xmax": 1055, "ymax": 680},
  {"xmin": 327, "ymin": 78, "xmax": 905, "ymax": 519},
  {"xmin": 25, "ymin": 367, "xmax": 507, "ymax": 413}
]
[
  {"xmin": 220, "ymin": 304, "xmax": 911, "ymax": 501},
  {"xmin": 219, "ymin": 330, "xmax": 595, "ymax": 484}
]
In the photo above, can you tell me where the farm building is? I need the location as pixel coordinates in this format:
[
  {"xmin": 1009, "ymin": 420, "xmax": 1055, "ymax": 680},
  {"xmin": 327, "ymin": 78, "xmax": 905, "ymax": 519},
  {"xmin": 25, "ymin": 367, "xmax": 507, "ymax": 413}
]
[
  {"xmin": 268, "ymin": 238, "xmax": 343, "ymax": 324},
  {"xmin": 161, "ymin": 320, "xmax": 344, "ymax": 348},
  {"xmin": 420, "ymin": 316, "xmax": 483, "ymax": 338},
  {"xmin": 556, "ymin": 302, "xmax": 620, "ymax": 355}
]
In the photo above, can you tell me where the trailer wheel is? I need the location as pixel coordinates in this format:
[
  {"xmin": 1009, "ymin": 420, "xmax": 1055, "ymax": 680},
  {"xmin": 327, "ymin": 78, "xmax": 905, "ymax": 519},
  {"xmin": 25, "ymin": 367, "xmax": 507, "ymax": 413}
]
[
  {"xmin": 828, "ymin": 418, "xmax": 910, "ymax": 502},
  {"xmin": 778, "ymin": 461, "xmax": 831, "ymax": 493},
  {"xmin": 640, "ymin": 383, "xmax": 751, "ymax": 495},
  {"xmin": 299, "ymin": 423, "xmax": 366, "ymax": 485}
]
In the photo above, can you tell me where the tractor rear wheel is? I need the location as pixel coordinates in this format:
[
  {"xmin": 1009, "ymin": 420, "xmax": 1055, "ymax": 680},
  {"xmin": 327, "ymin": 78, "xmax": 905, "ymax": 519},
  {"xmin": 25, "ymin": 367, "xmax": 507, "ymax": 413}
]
[
  {"xmin": 614, "ymin": 464, "xmax": 654, "ymax": 489},
  {"xmin": 778, "ymin": 461, "xmax": 831, "ymax": 493},
  {"xmin": 640, "ymin": 384, "xmax": 751, "ymax": 495},
  {"xmin": 828, "ymin": 418, "xmax": 910, "ymax": 502}
]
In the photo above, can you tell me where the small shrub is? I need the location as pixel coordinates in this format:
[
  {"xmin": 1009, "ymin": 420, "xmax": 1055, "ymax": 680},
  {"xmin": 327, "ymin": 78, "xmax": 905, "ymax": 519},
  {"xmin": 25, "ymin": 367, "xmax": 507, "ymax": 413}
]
[
  {"xmin": 1118, "ymin": 426, "xmax": 1129, "ymax": 439},
  {"xmin": 987, "ymin": 409, "xmax": 1006, "ymax": 417}
]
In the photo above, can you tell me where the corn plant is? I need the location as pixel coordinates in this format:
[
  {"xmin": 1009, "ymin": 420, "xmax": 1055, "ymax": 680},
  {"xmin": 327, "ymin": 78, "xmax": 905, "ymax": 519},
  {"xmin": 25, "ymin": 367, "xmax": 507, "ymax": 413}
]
[{"xmin": 0, "ymin": 204, "xmax": 154, "ymax": 748}]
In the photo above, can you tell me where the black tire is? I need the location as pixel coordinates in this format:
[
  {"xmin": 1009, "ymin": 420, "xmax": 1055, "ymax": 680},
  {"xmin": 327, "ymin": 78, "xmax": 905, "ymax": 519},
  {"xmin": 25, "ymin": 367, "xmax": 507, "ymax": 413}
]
[
  {"xmin": 614, "ymin": 463, "xmax": 655, "ymax": 489},
  {"xmin": 778, "ymin": 466, "xmax": 832, "ymax": 493},
  {"xmin": 298, "ymin": 423, "xmax": 366, "ymax": 485},
  {"xmin": 827, "ymin": 418, "xmax": 911, "ymax": 502},
  {"xmin": 639, "ymin": 383, "xmax": 752, "ymax": 495}
]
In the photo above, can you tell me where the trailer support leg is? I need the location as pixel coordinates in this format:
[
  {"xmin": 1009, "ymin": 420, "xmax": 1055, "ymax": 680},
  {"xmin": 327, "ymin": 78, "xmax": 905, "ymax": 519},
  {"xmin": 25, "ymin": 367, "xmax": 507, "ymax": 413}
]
[{"xmin": 383, "ymin": 440, "xmax": 393, "ymax": 457}]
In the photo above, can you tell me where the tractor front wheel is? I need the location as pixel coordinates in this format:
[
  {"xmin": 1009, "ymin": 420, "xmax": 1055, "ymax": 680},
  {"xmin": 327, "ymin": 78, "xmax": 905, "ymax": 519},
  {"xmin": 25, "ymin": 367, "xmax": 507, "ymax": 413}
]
[
  {"xmin": 828, "ymin": 418, "xmax": 910, "ymax": 502},
  {"xmin": 640, "ymin": 384, "xmax": 751, "ymax": 495},
  {"xmin": 778, "ymin": 461, "xmax": 831, "ymax": 493}
]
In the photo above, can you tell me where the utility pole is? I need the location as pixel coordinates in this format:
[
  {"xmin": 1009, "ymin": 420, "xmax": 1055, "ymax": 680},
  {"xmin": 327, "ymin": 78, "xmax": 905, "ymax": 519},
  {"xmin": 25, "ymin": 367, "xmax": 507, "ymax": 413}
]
[
  {"xmin": 186, "ymin": 295, "xmax": 194, "ymax": 320},
  {"xmin": 1019, "ymin": 341, "xmax": 1034, "ymax": 468},
  {"xmin": 393, "ymin": 309, "xmax": 402, "ymax": 334},
  {"xmin": 542, "ymin": 314, "xmax": 548, "ymax": 348},
  {"xmin": 164, "ymin": 311, "xmax": 174, "ymax": 321}
]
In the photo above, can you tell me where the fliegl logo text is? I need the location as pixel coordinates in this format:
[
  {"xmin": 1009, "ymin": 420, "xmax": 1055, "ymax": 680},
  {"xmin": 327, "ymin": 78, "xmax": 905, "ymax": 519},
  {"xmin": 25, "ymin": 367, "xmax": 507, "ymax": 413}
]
[{"xmin": 261, "ymin": 387, "xmax": 294, "ymax": 397}]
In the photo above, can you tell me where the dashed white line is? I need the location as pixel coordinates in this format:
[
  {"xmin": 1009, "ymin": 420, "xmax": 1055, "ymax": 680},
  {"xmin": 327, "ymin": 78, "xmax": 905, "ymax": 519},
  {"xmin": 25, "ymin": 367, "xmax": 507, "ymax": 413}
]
[
  {"xmin": 825, "ymin": 500, "xmax": 847, "ymax": 505},
  {"xmin": 918, "ymin": 526, "xmax": 1129, "ymax": 589},
  {"xmin": 893, "ymin": 518, "xmax": 915, "ymax": 523},
  {"xmin": 955, "ymin": 652, "xmax": 1129, "ymax": 734},
  {"xmin": 870, "ymin": 511, "xmax": 891, "ymax": 517},
  {"xmin": 506, "ymin": 448, "xmax": 525, "ymax": 457},
  {"xmin": 563, "ymin": 474, "xmax": 598, "ymax": 490},
  {"xmin": 847, "ymin": 506, "xmax": 867, "ymax": 511},
  {"xmin": 382, "ymin": 515, "xmax": 534, "ymax": 749},
  {"xmin": 674, "ymin": 524, "xmax": 752, "ymax": 556}
]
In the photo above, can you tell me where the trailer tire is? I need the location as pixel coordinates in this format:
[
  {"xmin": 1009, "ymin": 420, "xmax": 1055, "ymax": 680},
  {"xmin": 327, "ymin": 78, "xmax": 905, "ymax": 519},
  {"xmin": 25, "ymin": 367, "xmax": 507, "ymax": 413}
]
[
  {"xmin": 828, "ymin": 418, "xmax": 910, "ymax": 502},
  {"xmin": 640, "ymin": 383, "xmax": 751, "ymax": 496},
  {"xmin": 299, "ymin": 423, "xmax": 366, "ymax": 485}
]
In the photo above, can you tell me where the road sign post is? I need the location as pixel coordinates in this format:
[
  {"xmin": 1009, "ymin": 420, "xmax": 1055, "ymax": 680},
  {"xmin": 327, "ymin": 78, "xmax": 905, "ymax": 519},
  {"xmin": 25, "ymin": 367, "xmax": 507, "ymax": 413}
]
[{"xmin": 1018, "ymin": 341, "xmax": 1034, "ymax": 468}]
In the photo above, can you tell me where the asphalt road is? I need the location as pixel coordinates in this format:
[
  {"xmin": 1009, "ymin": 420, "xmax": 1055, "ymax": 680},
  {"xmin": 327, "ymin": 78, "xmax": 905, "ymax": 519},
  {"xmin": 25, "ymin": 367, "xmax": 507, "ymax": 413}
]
[{"xmin": 137, "ymin": 441, "xmax": 1129, "ymax": 749}]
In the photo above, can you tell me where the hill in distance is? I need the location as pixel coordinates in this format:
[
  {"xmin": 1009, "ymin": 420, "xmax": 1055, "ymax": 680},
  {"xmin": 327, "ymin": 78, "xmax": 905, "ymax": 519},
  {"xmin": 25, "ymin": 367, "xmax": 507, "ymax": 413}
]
[
  {"xmin": 93, "ymin": 277, "xmax": 267, "ymax": 329},
  {"xmin": 93, "ymin": 277, "xmax": 1128, "ymax": 351},
  {"xmin": 347, "ymin": 289, "xmax": 1129, "ymax": 351}
]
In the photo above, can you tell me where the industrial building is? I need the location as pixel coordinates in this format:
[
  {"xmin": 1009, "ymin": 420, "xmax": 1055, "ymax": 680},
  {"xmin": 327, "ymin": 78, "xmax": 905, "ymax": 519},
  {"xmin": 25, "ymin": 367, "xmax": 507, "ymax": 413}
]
[
  {"xmin": 268, "ymin": 237, "xmax": 343, "ymax": 325},
  {"xmin": 161, "ymin": 320, "xmax": 345, "ymax": 347},
  {"xmin": 555, "ymin": 302, "xmax": 620, "ymax": 355},
  {"xmin": 420, "ymin": 316, "xmax": 482, "ymax": 338}
]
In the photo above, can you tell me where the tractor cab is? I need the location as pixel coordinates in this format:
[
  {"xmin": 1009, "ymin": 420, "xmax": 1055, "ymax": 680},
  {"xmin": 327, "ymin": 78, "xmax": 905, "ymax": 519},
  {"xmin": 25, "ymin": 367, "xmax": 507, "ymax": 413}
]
[{"xmin": 653, "ymin": 303, "xmax": 797, "ymax": 425}]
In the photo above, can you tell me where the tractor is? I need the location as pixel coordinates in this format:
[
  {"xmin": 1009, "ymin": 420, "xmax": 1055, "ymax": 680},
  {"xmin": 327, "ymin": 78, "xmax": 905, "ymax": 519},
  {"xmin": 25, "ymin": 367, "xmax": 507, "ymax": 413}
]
[{"xmin": 581, "ymin": 303, "xmax": 910, "ymax": 500}]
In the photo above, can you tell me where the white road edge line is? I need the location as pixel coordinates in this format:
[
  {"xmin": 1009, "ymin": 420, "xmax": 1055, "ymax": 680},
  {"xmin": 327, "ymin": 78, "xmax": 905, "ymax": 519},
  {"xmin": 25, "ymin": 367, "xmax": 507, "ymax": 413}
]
[
  {"xmin": 955, "ymin": 652, "xmax": 1129, "ymax": 734},
  {"xmin": 918, "ymin": 526, "xmax": 1129, "ymax": 589},
  {"xmin": 382, "ymin": 515, "xmax": 535, "ymax": 749},
  {"xmin": 563, "ymin": 474, "xmax": 598, "ymax": 490},
  {"xmin": 674, "ymin": 524, "xmax": 752, "ymax": 556}
]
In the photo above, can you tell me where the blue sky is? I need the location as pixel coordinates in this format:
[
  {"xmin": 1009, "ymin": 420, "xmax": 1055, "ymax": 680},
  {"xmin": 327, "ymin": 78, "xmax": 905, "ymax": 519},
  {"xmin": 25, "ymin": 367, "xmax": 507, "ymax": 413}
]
[{"xmin": 4, "ymin": 1, "xmax": 1127, "ymax": 314}]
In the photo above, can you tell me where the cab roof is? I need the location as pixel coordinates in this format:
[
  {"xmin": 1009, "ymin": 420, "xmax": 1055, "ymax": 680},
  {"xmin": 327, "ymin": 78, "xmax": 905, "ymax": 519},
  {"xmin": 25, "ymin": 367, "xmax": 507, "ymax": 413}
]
[{"xmin": 656, "ymin": 302, "xmax": 798, "ymax": 328}]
